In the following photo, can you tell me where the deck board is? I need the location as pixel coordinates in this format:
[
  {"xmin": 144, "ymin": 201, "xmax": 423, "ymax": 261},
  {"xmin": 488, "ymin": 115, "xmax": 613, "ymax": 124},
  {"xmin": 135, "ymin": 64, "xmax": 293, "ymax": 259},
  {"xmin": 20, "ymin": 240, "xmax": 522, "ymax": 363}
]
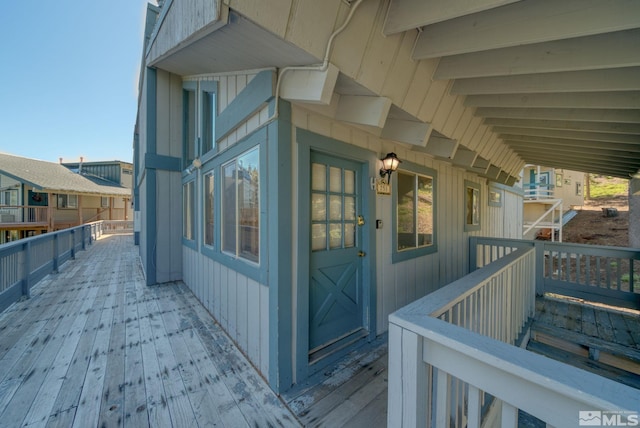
[{"xmin": 0, "ymin": 235, "xmax": 300, "ymax": 427}]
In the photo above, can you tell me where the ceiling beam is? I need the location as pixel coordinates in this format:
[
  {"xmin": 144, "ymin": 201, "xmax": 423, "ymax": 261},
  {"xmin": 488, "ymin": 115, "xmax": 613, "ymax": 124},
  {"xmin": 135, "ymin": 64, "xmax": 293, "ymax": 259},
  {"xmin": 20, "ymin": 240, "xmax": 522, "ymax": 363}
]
[
  {"xmin": 465, "ymin": 91, "xmax": 640, "ymax": 109},
  {"xmin": 484, "ymin": 118, "xmax": 640, "ymax": 135},
  {"xmin": 451, "ymin": 67, "xmax": 640, "ymax": 95},
  {"xmin": 414, "ymin": 0, "xmax": 640, "ymax": 59},
  {"xmin": 381, "ymin": 119, "xmax": 431, "ymax": 146},
  {"xmin": 514, "ymin": 152, "xmax": 636, "ymax": 173},
  {"xmin": 476, "ymin": 107, "xmax": 640, "ymax": 123},
  {"xmin": 433, "ymin": 29, "xmax": 640, "ymax": 79},
  {"xmin": 492, "ymin": 128, "xmax": 640, "ymax": 146},
  {"xmin": 507, "ymin": 143, "xmax": 640, "ymax": 160},
  {"xmin": 383, "ymin": 0, "xmax": 518, "ymax": 35},
  {"xmin": 279, "ymin": 63, "xmax": 339, "ymax": 105},
  {"xmin": 423, "ymin": 135, "xmax": 457, "ymax": 158},
  {"xmin": 511, "ymin": 148, "xmax": 639, "ymax": 168},
  {"xmin": 336, "ymin": 95, "xmax": 392, "ymax": 128}
]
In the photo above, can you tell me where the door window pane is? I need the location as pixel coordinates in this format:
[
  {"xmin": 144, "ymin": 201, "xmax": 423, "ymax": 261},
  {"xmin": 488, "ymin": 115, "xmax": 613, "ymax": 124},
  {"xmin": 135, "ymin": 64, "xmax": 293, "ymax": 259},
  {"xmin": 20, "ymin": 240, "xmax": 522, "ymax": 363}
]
[
  {"xmin": 311, "ymin": 194, "xmax": 326, "ymax": 221},
  {"xmin": 344, "ymin": 170, "xmax": 355, "ymax": 194},
  {"xmin": 312, "ymin": 224, "xmax": 326, "ymax": 251},
  {"xmin": 329, "ymin": 224, "xmax": 342, "ymax": 249},
  {"xmin": 329, "ymin": 195, "xmax": 342, "ymax": 221},
  {"xmin": 312, "ymin": 163, "xmax": 326, "ymax": 191},
  {"xmin": 344, "ymin": 224, "xmax": 355, "ymax": 248},
  {"xmin": 329, "ymin": 167, "xmax": 341, "ymax": 193}
]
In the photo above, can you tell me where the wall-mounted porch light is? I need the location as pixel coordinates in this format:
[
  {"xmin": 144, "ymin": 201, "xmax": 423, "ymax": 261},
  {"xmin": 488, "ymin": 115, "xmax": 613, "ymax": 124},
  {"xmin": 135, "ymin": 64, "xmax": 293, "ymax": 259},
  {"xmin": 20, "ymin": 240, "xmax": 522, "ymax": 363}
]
[{"xmin": 379, "ymin": 152, "xmax": 401, "ymax": 184}]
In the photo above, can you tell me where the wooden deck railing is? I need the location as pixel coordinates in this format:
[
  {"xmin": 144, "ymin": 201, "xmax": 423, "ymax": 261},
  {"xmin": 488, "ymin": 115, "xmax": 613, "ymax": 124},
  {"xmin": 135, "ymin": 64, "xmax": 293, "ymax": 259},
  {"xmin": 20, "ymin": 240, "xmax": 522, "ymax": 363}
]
[
  {"xmin": 0, "ymin": 221, "xmax": 106, "ymax": 313},
  {"xmin": 0, "ymin": 205, "xmax": 48, "ymax": 224},
  {"xmin": 471, "ymin": 236, "xmax": 640, "ymax": 310},
  {"xmin": 388, "ymin": 244, "xmax": 638, "ymax": 427}
]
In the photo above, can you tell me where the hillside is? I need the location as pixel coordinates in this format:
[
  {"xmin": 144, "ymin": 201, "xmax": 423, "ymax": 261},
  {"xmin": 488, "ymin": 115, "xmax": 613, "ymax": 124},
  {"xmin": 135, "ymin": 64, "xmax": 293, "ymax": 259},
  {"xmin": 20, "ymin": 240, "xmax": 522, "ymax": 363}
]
[{"xmin": 562, "ymin": 176, "xmax": 629, "ymax": 247}]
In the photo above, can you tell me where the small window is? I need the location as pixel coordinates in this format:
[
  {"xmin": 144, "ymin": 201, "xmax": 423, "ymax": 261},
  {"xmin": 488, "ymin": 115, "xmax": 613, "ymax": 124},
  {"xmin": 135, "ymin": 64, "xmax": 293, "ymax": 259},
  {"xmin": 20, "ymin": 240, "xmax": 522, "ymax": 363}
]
[
  {"xmin": 58, "ymin": 194, "xmax": 78, "ymax": 209},
  {"xmin": 576, "ymin": 182, "xmax": 583, "ymax": 196},
  {"xmin": 464, "ymin": 180, "xmax": 481, "ymax": 232},
  {"xmin": 183, "ymin": 85, "xmax": 197, "ymax": 168},
  {"xmin": 222, "ymin": 147, "xmax": 260, "ymax": 263},
  {"xmin": 393, "ymin": 165, "xmax": 437, "ymax": 263},
  {"xmin": 204, "ymin": 171, "xmax": 215, "ymax": 246},
  {"xmin": 201, "ymin": 90, "xmax": 216, "ymax": 154},
  {"xmin": 101, "ymin": 197, "xmax": 109, "ymax": 207},
  {"xmin": 1, "ymin": 189, "xmax": 18, "ymax": 206},
  {"xmin": 183, "ymin": 181, "xmax": 195, "ymax": 240}
]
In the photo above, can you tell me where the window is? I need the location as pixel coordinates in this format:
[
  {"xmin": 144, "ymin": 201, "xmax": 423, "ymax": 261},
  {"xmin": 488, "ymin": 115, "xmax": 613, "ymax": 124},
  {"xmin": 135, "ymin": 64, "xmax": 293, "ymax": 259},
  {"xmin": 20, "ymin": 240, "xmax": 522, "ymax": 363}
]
[
  {"xmin": 464, "ymin": 180, "xmax": 481, "ymax": 232},
  {"xmin": 222, "ymin": 147, "xmax": 259, "ymax": 263},
  {"xmin": 183, "ymin": 181, "xmax": 195, "ymax": 240},
  {"xmin": 58, "ymin": 194, "xmax": 78, "ymax": 209},
  {"xmin": 393, "ymin": 165, "xmax": 437, "ymax": 263},
  {"xmin": 183, "ymin": 85, "xmax": 197, "ymax": 168},
  {"xmin": 204, "ymin": 172, "xmax": 214, "ymax": 246},
  {"xmin": 201, "ymin": 90, "xmax": 216, "ymax": 154},
  {"xmin": 183, "ymin": 81, "xmax": 217, "ymax": 168},
  {"xmin": 101, "ymin": 197, "xmax": 109, "ymax": 207},
  {"xmin": 576, "ymin": 182, "xmax": 583, "ymax": 196},
  {"xmin": 0, "ymin": 189, "xmax": 17, "ymax": 206}
]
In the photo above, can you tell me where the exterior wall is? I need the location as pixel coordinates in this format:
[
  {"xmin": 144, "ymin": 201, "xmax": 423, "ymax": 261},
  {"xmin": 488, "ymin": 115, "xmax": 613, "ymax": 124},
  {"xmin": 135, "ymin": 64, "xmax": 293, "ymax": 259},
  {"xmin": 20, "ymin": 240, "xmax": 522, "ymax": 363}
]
[
  {"xmin": 555, "ymin": 169, "xmax": 585, "ymax": 208},
  {"xmin": 183, "ymin": 246, "xmax": 270, "ymax": 375},
  {"xmin": 291, "ymin": 106, "xmax": 523, "ymax": 335},
  {"xmin": 179, "ymin": 70, "xmax": 272, "ymax": 374},
  {"xmin": 630, "ymin": 177, "xmax": 640, "ymax": 248}
]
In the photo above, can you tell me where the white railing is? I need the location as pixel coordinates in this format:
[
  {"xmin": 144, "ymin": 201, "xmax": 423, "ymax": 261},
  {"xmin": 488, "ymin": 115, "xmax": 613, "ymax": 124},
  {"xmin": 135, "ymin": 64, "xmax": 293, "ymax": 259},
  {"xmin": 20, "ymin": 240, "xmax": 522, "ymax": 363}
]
[
  {"xmin": 523, "ymin": 198, "xmax": 563, "ymax": 241},
  {"xmin": 388, "ymin": 246, "xmax": 639, "ymax": 427},
  {"xmin": 101, "ymin": 220, "xmax": 134, "ymax": 233},
  {"xmin": 524, "ymin": 184, "xmax": 555, "ymax": 200},
  {"xmin": 0, "ymin": 205, "xmax": 48, "ymax": 224}
]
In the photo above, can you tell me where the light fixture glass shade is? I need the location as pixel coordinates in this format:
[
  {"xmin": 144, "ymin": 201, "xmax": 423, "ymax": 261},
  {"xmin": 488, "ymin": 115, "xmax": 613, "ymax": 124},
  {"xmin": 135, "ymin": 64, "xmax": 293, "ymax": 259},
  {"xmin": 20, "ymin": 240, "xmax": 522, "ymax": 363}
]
[{"xmin": 381, "ymin": 153, "xmax": 401, "ymax": 171}]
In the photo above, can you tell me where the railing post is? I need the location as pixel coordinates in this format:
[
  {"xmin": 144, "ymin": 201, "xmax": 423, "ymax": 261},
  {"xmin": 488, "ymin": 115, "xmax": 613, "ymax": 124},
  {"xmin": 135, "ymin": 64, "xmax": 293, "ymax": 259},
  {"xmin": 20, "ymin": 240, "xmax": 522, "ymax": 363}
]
[
  {"xmin": 23, "ymin": 241, "xmax": 31, "ymax": 298},
  {"xmin": 534, "ymin": 241, "xmax": 545, "ymax": 296},
  {"xmin": 70, "ymin": 230, "xmax": 75, "ymax": 259},
  {"xmin": 53, "ymin": 233, "xmax": 59, "ymax": 272},
  {"xmin": 81, "ymin": 226, "xmax": 86, "ymax": 250},
  {"xmin": 469, "ymin": 237, "xmax": 478, "ymax": 272}
]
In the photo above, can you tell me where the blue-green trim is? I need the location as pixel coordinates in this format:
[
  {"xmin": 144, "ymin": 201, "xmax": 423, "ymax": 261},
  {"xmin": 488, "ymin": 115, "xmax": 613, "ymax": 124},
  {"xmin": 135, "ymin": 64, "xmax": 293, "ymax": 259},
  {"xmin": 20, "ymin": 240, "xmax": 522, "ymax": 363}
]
[
  {"xmin": 145, "ymin": 153, "xmax": 181, "ymax": 172},
  {"xmin": 145, "ymin": 67, "xmax": 157, "ymax": 285},
  {"xmin": 295, "ymin": 128, "xmax": 378, "ymax": 384},
  {"xmin": 464, "ymin": 179, "xmax": 482, "ymax": 232},
  {"xmin": 216, "ymin": 70, "xmax": 275, "ymax": 142},
  {"xmin": 267, "ymin": 101, "xmax": 293, "ymax": 393},
  {"xmin": 195, "ymin": 127, "xmax": 269, "ymax": 284},
  {"xmin": 392, "ymin": 161, "xmax": 438, "ymax": 264},
  {"xmin": 200, "ymin": 166, "xmax": 218, "ymax": 259}
]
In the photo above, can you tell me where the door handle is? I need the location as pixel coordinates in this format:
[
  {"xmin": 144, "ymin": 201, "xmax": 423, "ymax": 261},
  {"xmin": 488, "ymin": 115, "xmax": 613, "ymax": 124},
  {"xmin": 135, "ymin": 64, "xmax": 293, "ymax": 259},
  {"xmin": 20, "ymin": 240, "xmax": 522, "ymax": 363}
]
[
  {"xmin": 358, "ymin": 251, "xmax": 366, "ymax": 257},
  {"xmin": 357, "ymin": 215, "xmax": 365, "ymax": 226}
]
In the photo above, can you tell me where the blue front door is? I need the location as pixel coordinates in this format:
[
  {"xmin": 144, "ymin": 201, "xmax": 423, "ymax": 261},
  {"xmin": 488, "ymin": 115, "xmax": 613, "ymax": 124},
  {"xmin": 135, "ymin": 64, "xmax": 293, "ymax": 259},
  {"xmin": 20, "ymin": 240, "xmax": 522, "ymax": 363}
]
[{"xmin": 309, "ymin": 152, "xmax": 367, "ymax": 363}]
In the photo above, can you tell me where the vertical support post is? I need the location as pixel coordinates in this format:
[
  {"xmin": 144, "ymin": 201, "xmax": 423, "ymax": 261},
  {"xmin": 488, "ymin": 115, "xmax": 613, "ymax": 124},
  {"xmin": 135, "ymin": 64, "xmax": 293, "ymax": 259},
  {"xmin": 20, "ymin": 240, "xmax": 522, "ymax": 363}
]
[
  {"xmin": 23, "ymin": 241, "xmax": 31, "ymax": 299},
  {"xmin": 53, "ymin": 233, "xmax": 59, "ymax": 272},
  {"xmin": 534, "ymin": 241, "xmax": 545, "ymax": 296},
  {"xmin": 469, "ymin": 237, "xmax": 478, "ymax": 272},
  {"xmin": 387, "ymin": 323, "xmax": 403, "ymax": 427},
  {"xmin": 70, "ymin": 230, "xmax": 75, "ymax": 259},
  {"xmin": 467, "ymin": 385, "xmax": 482, "ymax": 428},
  {"xmin": 396, "ymin": 327, "xmax": 428, "ymax": 427},
  {"xmin": 434, "ymin": 368, "xmax": 450, "ymax": 428},
  {"xmin": 81, "ymin": 226, "xmax": 86, "ymax": 250},
  {"xmin": 500, "ymin": 401, "xmax": 518, "ymax": 428}
]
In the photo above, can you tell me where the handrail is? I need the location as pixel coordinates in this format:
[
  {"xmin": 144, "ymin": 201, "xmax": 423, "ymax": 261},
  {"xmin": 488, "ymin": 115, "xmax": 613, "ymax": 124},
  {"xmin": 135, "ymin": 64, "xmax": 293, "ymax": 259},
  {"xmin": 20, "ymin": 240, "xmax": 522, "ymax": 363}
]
[
  {"xmin": 523, "ymin": 198, "xmax": 563, "ymax": 240},
  {"xmin": 471, "ymin": 236, "xmax": 640, "ymax": 310},
  {"xmin": 0, "ymin": 221, "xmax": 106, "ymax": 313},
  {"xmin": 388, "ymin": 242, "xmax": 639, "ymax": 427}
]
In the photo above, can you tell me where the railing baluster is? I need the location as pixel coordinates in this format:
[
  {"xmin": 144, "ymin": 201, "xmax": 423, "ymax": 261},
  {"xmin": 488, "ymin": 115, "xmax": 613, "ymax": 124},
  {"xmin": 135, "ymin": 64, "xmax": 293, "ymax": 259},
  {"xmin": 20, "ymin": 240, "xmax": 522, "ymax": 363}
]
[
  {"xmin": 501, "ymin": 401, "xmax": 518, "ymax": 428},
  {"xmin": 467, "ymin": 385, "xmax": 482, "ymax": 428},
  {"xmin": 435, "ymin": 368, "xmax": 450, "ymax": 428}
]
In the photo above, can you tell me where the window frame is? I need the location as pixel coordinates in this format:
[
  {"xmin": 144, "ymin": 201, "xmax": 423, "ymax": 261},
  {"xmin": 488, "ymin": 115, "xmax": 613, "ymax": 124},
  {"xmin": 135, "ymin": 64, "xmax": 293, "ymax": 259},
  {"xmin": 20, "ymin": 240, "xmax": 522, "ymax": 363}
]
[
  {"xmin": 197, "ymin": 127, "xmax": 267, "ymax": 283},
  {"xmin": 182, "ymin": 179, "xmax": 196, "ymax": 247},
  {"xmin": 57, "ymin": 194, "xmax": 78, "ymax": 209},
  {"xmin": 203, "ymin": 169, "xmax": 216, "ymax": 249},
  {"xmin": 392, "ymin": 162, "xmax": 438, "ymax": 264},
  {"xmin": 183, "ymin": 80, "xmax": 218, "ymax": 170},
  {"xmin": 464, "ymin": 180, "xmax": 481, "ymax": 232}
]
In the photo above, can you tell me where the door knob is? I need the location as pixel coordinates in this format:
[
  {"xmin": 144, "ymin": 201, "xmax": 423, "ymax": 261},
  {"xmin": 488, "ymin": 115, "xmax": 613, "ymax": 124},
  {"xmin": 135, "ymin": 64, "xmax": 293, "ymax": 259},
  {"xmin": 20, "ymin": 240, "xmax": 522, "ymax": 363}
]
[{"xmin": 358, "ymin": 251, "xmax": 366, "ymax": 257}]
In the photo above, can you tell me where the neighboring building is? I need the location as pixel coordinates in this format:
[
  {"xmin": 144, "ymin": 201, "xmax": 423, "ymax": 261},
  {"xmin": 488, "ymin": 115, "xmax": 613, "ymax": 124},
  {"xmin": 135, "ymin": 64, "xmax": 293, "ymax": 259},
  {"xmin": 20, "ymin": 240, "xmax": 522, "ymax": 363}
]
[
  {"xmin": 133, "ymin": 0, "xmax": 640, "ymax": 395},
  {"xmin": 0, "ymin": 153, "xmax": 131, "ymax": 243},
  {"xmin": 521, "ymin": 165, "xmax": 585, "ymax": 241}
]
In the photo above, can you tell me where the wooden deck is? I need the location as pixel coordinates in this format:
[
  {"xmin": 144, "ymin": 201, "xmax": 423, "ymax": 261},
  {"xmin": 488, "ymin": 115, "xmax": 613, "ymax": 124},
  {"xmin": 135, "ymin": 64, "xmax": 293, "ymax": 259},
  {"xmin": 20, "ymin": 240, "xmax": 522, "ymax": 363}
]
[
  {"xmin": 0, "ymin": 234, "xmax": 637, "ymax": 427},
  {"xmin": 0, "ymin": 234, "xmax": 299, "ymax": 427}
]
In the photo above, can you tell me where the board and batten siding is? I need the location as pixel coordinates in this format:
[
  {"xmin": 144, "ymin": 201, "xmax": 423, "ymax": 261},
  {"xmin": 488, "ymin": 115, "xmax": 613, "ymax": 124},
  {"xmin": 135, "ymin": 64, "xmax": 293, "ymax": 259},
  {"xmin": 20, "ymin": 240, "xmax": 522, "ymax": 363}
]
[
  {"xmin": 179, "ymin": 70, "xmax": 273, "ymax": 375},
  {"xmin": 291, "ymin": 105, "xmax": 523, "ymax": 334},
  {"xmin": 183, "ymin": 246, "xmax": 270, "ymax": 376},
  {"xmin": 223, "ymin": 0, "xmax": 524, "ymax": 177}
]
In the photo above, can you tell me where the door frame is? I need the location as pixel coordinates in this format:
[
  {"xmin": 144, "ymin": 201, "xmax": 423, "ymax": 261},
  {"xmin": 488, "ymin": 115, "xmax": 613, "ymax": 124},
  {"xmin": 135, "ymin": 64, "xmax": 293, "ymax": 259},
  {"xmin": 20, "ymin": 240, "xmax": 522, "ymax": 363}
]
[{"xmin": 295, "ymin": 128, "xmax": 378, "ymax": 382}]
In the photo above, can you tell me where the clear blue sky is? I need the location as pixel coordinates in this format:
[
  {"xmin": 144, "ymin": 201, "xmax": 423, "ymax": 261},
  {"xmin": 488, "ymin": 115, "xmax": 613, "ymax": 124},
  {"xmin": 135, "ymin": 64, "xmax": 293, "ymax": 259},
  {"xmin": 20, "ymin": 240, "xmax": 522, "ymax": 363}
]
[{"xmin": 0, "ymin": 1, "xmax": 153, "ymax": 164}]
